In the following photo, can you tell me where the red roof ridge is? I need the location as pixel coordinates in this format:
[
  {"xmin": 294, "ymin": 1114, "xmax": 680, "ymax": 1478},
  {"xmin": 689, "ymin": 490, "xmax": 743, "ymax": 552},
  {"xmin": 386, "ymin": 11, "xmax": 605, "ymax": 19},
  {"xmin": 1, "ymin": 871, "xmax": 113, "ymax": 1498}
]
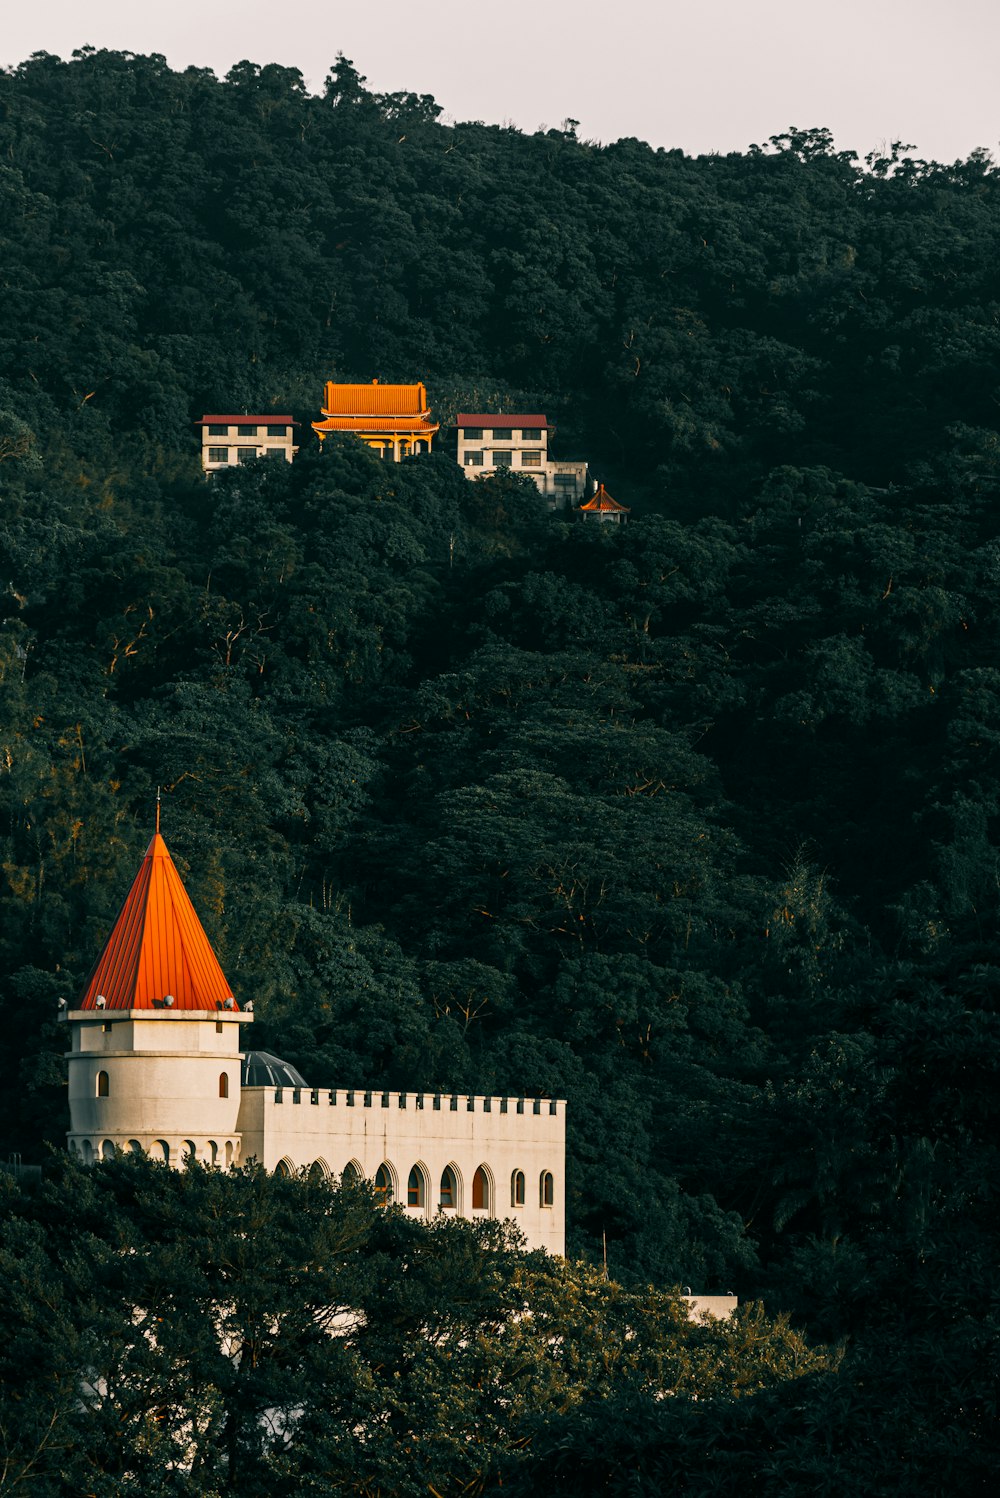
[
  {"xmin": 196, "ymin": 415, "xmax": 298, "ymax": 425},
  {"xmin": 454, "ymin": 413, "xmax": 550, "ymax": 427},
  {"xmin": 78, "ymin": 833, "xmax": 236, "ymax": 1011}
]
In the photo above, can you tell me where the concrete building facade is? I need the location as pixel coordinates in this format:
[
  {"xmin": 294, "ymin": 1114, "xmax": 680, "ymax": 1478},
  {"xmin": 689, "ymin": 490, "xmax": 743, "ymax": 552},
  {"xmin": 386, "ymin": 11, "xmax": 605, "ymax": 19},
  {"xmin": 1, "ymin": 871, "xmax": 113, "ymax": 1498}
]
[
  {"xmin": 454, "ymin": 414, "xmax": 590, "ymax": 504},
  {"xmin": 195, "ymin": 415, "xmax": 299, "ymax": 472}
]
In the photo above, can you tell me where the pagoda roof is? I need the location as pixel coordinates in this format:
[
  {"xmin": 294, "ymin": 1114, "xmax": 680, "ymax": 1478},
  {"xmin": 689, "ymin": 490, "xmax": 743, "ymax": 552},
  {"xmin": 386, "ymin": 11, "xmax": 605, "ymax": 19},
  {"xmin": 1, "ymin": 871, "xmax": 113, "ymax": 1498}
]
[
  {"xmin": 78, "ymin": 833, "xmax": 236, "ymax": 1011},
  {"xmin": 578, "ymin": 484, "xmax": 630, "ymax": 513},
  {"xmin": 455, "ymin": 413, "xmax": 551, "ymax": 429},
  {"xmin": 195, "ymin": 414, "xmax": 298, "ymax": 426},
  {"xmin": 312, "ymin": 415, "xmax": 440, "ymax": 434},
  {"xmin": 321, "ymin": 381, "xmax": 431, "ymax": 418}
]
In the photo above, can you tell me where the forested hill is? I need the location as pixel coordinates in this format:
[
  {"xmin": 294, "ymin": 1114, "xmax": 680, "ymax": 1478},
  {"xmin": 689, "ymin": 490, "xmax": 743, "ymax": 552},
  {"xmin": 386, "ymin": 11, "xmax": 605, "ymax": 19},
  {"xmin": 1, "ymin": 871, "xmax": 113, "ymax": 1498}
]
[{"xmin": 1, "ymin": 48, "xmax": 999, "ymax": 1482}]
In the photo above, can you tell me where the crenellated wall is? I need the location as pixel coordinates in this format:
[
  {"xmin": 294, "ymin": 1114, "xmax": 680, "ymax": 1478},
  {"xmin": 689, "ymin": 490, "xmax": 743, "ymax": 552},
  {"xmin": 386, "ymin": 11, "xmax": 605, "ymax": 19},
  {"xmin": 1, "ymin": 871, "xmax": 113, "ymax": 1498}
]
[{"xmin": 238, "ymin": 1087, "xmax": 566, "ymax": 1254}]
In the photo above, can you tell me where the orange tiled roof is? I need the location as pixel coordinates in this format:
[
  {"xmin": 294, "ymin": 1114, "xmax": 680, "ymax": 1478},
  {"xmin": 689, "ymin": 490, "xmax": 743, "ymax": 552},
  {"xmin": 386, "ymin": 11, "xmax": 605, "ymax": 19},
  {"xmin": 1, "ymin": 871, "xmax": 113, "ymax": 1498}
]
[
  {"xmin": 312, "ymin": 416, "xmax": 439, "ymax": 434},
  {"xmin": 321, "ymin": 381, "xmax": 430, "ymax": 418},
  {"xmin": 578, "ymin": 484, "xmax": 630, "ymax": 513},
  {"xmin": 78, "ymin": 834, "xmax": 236, "ymax": 1011}
]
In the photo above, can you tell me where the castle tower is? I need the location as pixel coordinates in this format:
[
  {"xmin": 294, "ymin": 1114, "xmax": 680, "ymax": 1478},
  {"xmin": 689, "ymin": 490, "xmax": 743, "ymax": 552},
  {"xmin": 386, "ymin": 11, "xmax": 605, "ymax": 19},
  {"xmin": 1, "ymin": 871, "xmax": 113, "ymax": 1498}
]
[{"xmin": 60, "ymin": 829, "xmax": 252, "ymax": 1168}]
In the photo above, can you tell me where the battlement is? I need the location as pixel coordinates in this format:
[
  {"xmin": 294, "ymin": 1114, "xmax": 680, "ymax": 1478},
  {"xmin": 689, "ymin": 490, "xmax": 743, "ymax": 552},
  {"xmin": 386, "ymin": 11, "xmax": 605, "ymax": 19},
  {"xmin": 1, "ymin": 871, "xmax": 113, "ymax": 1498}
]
[{"xmin": 265, "ymin": 1088, "xmax": 564, "ymax": 1120}]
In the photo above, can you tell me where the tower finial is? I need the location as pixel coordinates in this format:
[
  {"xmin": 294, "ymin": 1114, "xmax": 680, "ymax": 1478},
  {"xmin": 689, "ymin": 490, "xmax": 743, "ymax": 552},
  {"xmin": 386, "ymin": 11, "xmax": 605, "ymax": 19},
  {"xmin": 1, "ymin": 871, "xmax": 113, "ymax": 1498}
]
[{"xmin": 155, "ymin": 787, "xmax": 161, "ymax": 835}]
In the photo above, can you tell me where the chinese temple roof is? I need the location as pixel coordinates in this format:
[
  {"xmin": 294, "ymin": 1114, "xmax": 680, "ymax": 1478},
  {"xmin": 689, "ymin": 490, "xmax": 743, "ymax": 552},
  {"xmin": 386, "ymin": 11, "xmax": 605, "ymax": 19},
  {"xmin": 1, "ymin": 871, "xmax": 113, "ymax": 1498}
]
[
  {"xmin": 78, "ymin": 833, "xmax": 237, "ymax": 1012},
  {"xmin": 320, "ymin": 381, "xmax": 431, "ymax": 418},
  {"xmin": 455, "ymin": 413, "xmax": 551, "ymax": 429},
  {"xmin": 578, "ymin": 484, "xmax": 630, "ymax": 513},
  {"xmin": 312, "ymin": 415, "xmax": 439, "ymax": 434}
]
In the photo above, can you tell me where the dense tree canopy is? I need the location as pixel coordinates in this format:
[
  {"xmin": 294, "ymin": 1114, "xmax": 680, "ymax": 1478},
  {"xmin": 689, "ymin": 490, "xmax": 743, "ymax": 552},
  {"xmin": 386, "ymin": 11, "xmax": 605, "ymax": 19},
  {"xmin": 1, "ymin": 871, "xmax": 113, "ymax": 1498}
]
[{"xmin": 2, "ymin": 46, "xmax": 999, "ymax": 1490}]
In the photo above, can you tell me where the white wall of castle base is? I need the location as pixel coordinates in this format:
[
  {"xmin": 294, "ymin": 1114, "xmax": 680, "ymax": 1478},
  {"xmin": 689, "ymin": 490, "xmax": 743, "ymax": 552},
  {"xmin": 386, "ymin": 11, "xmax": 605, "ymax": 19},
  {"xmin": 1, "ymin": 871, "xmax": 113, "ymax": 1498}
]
[{"xmin": 238, "ymin": 1088, "xmax": 566, "ymax": 1256}]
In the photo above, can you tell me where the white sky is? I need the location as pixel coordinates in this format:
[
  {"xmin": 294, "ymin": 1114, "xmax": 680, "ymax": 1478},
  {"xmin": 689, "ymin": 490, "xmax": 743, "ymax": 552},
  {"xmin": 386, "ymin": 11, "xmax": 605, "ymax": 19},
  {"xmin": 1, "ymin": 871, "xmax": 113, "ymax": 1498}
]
[{"xmin": 2, "ymin": 0, "xmax": 998, "ymax": 163}]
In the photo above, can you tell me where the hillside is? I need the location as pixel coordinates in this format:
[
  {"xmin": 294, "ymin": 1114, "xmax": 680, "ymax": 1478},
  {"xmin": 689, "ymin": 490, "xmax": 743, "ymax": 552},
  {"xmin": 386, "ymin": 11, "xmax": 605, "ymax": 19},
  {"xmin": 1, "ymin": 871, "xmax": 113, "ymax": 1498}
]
[{"xmin": 1, "ymin": 47, "xmax": 999, "ymax": 1486}]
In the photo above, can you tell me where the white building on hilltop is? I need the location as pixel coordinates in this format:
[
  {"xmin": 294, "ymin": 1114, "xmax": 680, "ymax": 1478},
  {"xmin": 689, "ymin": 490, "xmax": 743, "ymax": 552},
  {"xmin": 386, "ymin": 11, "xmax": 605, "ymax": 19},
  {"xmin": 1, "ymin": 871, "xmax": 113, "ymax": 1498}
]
[
  {"xmin": 454, "ymin": 413, "xmax": 590, "ymax": 505},
  {"xmin": 59, "ymin": 829, "xmax": 565, "ymax": 1255}
]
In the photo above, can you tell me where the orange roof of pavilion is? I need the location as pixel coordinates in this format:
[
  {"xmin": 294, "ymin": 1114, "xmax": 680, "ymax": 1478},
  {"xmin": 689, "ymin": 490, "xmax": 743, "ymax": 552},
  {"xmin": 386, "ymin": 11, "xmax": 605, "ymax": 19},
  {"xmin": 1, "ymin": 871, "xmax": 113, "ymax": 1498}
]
[
  {"xmin": 78, "ymin": 833, "xmax": 236, "ymax": 1011},
  {"xmin": 578, "ymin": 484, "xmax": 630, "ymax": 513},
  {"xmin": 320, "ymin": 380, "xmax": 431, "ymax": 418},
  {"xmin": 312, "ymin": 415, "xmax": 439, "ymax": 435}
]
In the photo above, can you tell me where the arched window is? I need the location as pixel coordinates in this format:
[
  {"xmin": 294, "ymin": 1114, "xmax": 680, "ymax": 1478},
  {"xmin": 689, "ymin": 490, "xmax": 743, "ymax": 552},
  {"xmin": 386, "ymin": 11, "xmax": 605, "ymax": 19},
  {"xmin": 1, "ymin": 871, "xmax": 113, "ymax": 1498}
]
[
  {"xmin": 150, "ymin": 1140, "xmax": 169, "ymax": 1164},
  {"xmin": 374, "ymin": 1164, "xmax": 393, "ymax": 1205},
  {"xmin": 309, "ymin": 1160, "xmax": 328, "ymax": 1182},
  {"xmin": 183, "ymin": 1140, "xmax": 197, "ymax": 1164},
  {"xmin": 127, "ymin": 1140, "xmax": 143, "ymax": 1156},
  {"xmin": 511, "ymin": 1170, "xmax": 525, "ymax": 1207},
  {"xmin": 219, "ymin": 1072, "xmax": 229, "ymax": 1098},
  {"xmin": 472, "ymin": 1166, "xmax": 490, "ymax": 1211},
  {"xmin": 81, "ymin": 1140, "xmax": 94, "ymax": 1165},
  {"xmin": 208, "ymin": 1141, "xmax": 219, "ymax": 1166},
  {"xmin": 275, "ymin": 1159, "xmax": 292, "ymax": 1178},
  {"xmin": 225, "ymin": 1141, "xmax": 234, "ymax": 1168},
  {"xmin": 407, "ymin": 1166, "xmax": 425, "ymax": 1208},
  {"xmin": 96, "ymin": 1070, "xmax": 109, "ymax": 1097},
  {"xmin": 439, "ymin": 1165, "xmax": 457, "ymax": 1210},
  {"xmin": 342, "ymin": 1161, "xmax": 362, "ymax": 1186},
  {"xmin": 101, "ymin": 1140, "xmax": 116, "ymax": 1160},
  {"xmin": 540, "ymin": 1171, "xmax": 554, "ymax": 1207}
]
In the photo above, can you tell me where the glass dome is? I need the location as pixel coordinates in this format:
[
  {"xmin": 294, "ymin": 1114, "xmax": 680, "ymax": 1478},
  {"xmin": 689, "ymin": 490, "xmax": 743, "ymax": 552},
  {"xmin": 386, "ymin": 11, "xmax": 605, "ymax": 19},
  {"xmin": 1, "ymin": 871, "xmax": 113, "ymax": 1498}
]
[{"xmin": 240, "ymin": 1050, "xmax": 310, "ymax": 1089}]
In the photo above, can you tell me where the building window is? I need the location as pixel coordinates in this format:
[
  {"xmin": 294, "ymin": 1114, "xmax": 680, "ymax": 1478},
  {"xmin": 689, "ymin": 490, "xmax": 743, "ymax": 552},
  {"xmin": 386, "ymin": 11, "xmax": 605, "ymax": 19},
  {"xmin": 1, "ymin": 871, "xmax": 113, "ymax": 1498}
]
[
  {"xmin": 464, "ymin": 451, "xmax": 484, "ymax": 467},
  {"xmin": 374, "ymin": 1163, "xmax": 393, "ymax": 1204},
  {"xmin": 208, "ymin": 424, "xmax": 228, "ymax": 436},
  {"xmin": 521, "ymin": 451, "xmax": 542, "ymax": 467},
  {"xmin": 96, "ymin": 1070, "xmax": 109, "ymax": 1097},
  {"xmin": 462, "ymin": 427, "xmax": 483, "ymax": 441},
  {"xmin": 263, "ymin": 447, "xmax": 285, "ymax": 459},
  {"xmin": 342, "ymin": 1161, "xmax": 361, "ymax": 1185},
  {"xmin": 492, "ymin": 429, "xmax": 513, "ymax": 442},
  {"xmin": 439, "ymin": 1165, "xmax": 457, "ymax": 1209},
  {"xmin": 472, "ymin": 1166, "xmax": 490, "ymax": 1211},
  {"xmin": 208, "ymin": 447, "xmax": 229, "ymax": 463},
  {"xmin": 493, "ymin": 451, "xmax": 512, "ymax": 467},
  {"xmin": 554, "ymin": 474, "xmax": 577, "ymax": 489},
  {"xmin": 511, "ymin": 1169, "xmax": 525, "ymax": 1207},
  {"xmin": 521, "ymin": 428, "xmax": 543, "ymax": 441},
  {"xmin": 266, "ymin": 424, "xmax": 288, "ymax": 437},
  {"xmin": 275, "ymin": 1159, "xmax": 291, "ymax": 1178},
  {"xmin": 407, "ymin": 1166, "xmax": 425, "ymax": 1207},
  {"xmin": 540, "ymin": 1171, "xmax": 554, "ymax": 1207},
  {"xmin": 219, "ymin": 1073, "xmax": 229, "ymax": 1099},
  {"xmin": 236, "ymin": 448, "xmax": 257, "ymax": 464},
  {"xmin": 237, "ymin": 424, "xmax": 258, "ymax": 436}
]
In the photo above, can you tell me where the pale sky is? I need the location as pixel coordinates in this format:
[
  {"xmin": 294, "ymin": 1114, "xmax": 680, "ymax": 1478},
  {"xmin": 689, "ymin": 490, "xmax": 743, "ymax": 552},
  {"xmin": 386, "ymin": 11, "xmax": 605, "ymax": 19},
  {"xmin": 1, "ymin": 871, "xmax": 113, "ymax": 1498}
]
[{"xmin": 2, "ymin": 0, "xmax": 998, "ymax": 164}]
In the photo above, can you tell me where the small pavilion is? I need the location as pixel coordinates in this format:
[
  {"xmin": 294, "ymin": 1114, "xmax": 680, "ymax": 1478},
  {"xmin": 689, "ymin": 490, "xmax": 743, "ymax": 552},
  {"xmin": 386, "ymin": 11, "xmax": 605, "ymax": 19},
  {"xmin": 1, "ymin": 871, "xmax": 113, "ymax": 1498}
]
[
  {"xmin": 577, "ymin": 484, "xmax": 630, "ymax": 524},
  {"xmin": 312, "ymin": 380, "xmax": 439, "ymax": 460}
]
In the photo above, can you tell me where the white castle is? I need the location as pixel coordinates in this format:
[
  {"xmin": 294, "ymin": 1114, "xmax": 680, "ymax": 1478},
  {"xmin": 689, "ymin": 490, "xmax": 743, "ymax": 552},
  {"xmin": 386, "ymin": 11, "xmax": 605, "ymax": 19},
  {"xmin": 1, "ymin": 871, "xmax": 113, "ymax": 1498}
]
[{"xmin": 60, "ymin": 829, "xmax": 566, "ymax": 1255}]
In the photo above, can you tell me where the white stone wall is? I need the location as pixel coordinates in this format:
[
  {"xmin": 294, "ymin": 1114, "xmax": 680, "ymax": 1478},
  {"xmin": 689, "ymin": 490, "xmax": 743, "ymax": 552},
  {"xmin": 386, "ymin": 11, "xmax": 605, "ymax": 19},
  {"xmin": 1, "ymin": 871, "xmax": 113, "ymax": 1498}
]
[{"xmin": 238, "ymin": 1087, "xmax": 565, "ymax": 1255}]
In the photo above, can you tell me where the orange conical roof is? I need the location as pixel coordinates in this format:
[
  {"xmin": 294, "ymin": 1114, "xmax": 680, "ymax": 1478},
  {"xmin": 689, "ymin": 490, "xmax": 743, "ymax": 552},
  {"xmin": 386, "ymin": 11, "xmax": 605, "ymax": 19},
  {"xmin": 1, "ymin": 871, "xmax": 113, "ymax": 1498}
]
[{"xmin": 78, "ymin": 834, "xmax": 235, "ymax": 1011}]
